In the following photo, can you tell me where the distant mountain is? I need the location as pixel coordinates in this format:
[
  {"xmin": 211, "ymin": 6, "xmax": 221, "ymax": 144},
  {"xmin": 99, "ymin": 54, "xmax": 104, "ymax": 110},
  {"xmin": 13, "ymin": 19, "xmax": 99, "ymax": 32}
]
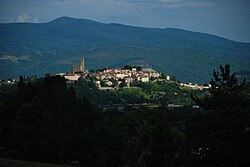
[{"xmin": 1, "ymin": 16, "xmax": 250, "ymax": 83}]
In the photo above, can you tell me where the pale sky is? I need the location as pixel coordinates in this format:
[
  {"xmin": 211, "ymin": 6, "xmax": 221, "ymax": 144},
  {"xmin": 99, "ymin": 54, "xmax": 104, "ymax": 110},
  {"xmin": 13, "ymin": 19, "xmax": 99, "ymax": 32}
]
[{"xmin": 0, "ymin": 0, "xmax": 250, "ymax": 42}]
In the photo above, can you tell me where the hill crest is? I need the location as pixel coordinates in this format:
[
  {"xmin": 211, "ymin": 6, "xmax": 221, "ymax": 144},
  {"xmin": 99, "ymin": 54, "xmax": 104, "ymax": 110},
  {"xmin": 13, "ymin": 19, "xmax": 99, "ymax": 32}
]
[{"xmin": 0, "ymin": 16, "xmax": 249, "ymax": 83}]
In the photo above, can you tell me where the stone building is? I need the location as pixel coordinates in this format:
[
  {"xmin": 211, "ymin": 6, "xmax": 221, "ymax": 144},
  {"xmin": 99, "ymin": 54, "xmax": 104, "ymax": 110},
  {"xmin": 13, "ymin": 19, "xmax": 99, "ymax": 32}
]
[{"xmin": 71, "ymin": 57, "xmax": 84, "ymax": 74}]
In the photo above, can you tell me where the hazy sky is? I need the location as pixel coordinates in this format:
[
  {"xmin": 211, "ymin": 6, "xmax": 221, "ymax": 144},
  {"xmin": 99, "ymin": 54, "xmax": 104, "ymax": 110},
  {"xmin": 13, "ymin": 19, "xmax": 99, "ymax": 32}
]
[{"xmin": 0, "ymin": 0, "xmax": 250, "ymax": 42}]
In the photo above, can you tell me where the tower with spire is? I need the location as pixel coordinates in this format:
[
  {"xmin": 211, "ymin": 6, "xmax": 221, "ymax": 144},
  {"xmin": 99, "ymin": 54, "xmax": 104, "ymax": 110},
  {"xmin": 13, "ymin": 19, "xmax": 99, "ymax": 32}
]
[
  {"xmin": 80, "ymin": 57, "xmax": 84, "ymax": 72},
  {"xmin": 71, "ymin": 56, "xmax": 85, "ymax": 74}
]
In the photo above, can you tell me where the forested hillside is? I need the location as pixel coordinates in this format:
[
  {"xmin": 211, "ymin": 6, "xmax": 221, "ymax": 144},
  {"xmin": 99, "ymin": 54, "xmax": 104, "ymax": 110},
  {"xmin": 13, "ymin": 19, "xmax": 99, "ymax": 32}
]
[{"xmin": 1, "ymin": 17, "xmax": 250, "ymax": 83}]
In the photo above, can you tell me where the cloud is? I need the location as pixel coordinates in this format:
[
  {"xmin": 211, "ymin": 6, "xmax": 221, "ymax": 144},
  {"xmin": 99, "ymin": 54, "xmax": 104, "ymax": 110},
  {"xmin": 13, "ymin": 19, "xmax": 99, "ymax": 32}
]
[
  {"xmin": 16, "ymin": 13, "xmax": 31, "ymax": 22},
  {"xmin": 0, "ymin": 55, "xmax": 30, "ymax": 63},
  {"xmin": 32, "ymin": 17, "xmax": 39, "ymax": 23},
  {"xmin": 45, "ymin": 0, "xmax": 217, "ymax": 11},
  {"xmin": 16, "ymin": 13, "xmax": 39, "ymax": 23},
  {"xmin": 127, "ymin": 0, "xmax": 217, "ymax": 9}
]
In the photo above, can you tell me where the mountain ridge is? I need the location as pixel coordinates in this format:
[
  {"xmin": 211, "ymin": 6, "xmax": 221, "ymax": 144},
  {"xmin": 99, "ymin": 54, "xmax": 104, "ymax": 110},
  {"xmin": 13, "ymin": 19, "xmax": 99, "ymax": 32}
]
[
  {"xmin": 0, "ymin": 16, "xmax": 249, "ymax": 83},
  {"xmin": 48, "ymin": 16, "xmax": 250, "ymax": 43}
]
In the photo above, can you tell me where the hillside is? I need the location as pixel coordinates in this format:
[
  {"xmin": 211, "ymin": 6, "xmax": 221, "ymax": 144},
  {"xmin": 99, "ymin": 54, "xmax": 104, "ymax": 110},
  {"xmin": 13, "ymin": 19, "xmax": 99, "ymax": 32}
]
[{"xmin": 0, "ymin": 16, "xmax": 250, "ymax": 83}]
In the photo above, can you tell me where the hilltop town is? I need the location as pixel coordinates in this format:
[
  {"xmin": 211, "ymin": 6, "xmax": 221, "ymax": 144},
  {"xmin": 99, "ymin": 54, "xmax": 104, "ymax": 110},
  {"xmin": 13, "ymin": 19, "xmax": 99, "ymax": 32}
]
[
  {"xmin": 0, "ymin": 57, "xmax": 210, "ymax": 90},
  {"xmin": 56, "ymin": 57, "xmax": 210, "ymax": 90}
]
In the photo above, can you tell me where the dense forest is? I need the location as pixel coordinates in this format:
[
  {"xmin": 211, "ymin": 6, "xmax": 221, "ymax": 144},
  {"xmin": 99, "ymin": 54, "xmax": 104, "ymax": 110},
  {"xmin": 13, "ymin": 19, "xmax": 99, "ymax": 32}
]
[{"xmin": 0, "ymin": 65, "xmax": 250, "ymax": 166}]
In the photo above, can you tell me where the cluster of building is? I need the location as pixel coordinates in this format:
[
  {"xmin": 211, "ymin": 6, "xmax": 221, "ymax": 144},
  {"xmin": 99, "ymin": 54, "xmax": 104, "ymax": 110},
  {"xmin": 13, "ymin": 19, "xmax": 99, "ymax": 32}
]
[
  {"xmin": 58, "ymin": 57, "xmax": 209, "ymax": 90},
  {"xmin": 93, "ymin": 67, "xmax": 163, "ymax": 88},
  {"xmin": 59, "ymin": 57, "xmax": 169, "ymax": 88},
  {"xmin": 179, "ymin": 83, "xmax": 210, "ymax": 90},
  {"xmin": 0, "ymin": 79, "xmax": 17, "ymax": 85}
]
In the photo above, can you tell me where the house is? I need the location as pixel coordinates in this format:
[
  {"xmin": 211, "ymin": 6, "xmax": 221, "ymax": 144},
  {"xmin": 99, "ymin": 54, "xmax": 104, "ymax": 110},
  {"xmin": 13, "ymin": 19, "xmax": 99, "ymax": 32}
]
[
  {"xmin": 132, "ymin": 68, "xmax": 137, "ymax": 72},
  {"xmin": 95, "ymin": 81, "xmax": 101, "ymax": 88},
  {"xmin": 166, "ymin": 75, "xmax": 170, "ymax": 81},
  {"xmin": 64, "ymin": 74, "xmax": 81, "ymax": 83},
  {"xmin": 137, "ymin": 75, "xmax": 149, "ymax": 82}
]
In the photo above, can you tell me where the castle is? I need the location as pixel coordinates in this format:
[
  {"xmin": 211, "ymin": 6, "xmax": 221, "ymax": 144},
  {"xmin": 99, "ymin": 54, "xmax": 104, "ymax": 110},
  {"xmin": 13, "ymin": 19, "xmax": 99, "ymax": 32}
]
[{"xmin": 71, "ymin": 57, "xmax": 84, "ymax": 74}]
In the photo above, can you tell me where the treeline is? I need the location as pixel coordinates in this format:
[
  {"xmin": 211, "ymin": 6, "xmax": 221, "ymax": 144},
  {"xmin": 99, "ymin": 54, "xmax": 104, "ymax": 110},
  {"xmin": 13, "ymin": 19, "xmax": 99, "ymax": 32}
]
[
  {"xmin": 0, "ymin": 65, "xmax": 249, "ymax": 166},
  {"xmin": 0, "ymin": 75, "xmax": 93, "ymax": 163},
  {"xmin": 73, "ymin": 79, "xmax": 201, "ymax": 105},
  {"xmin": 0, "ymin": 75, "xmax": 188, "ymax": 166}
]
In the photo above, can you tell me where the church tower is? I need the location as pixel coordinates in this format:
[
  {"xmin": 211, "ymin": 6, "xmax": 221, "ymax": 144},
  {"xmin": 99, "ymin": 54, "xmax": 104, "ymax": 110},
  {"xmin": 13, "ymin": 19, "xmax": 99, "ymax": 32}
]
[
  {"xmin": 80, "ymin": 57, "xmax": 84, "ymax": 72},
  {"xmin": 71, "ymin": 57, "xmax": 85, "ymax": 74}
]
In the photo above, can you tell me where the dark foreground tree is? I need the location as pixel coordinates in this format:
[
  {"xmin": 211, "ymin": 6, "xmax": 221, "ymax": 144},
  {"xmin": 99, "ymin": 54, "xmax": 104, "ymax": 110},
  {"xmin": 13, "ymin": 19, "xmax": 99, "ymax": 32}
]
[
  {"xmin": 191, "ymin": 64, "xmax": 248, "ymax": 110},
  {"xmin": 0, "ymin": 76, "xmax": 95, "ymax": 164},
  {"xmin": 189, "ymin": 64, "xmax": 250, "ymax": 166}
]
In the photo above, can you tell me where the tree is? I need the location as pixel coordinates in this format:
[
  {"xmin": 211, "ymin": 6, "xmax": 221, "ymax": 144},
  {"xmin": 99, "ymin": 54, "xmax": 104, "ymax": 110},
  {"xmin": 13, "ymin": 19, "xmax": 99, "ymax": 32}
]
[
  {"xmin": 119, "ymin": 80, "xmax": 127, "ymax": 88},
  {"xmin": 189, "ymin": 65, "xmax": 250, "ymax": 166},
  {"xmin": 160, "ymin": 73, "xmax": 166, "ymax": 79},
  {"xmin": 171, "ymin": 76, "xmax": 176, "ymax": 82},
  {"xmin": 124, "ymin": 64, "xmax": 131, "ymax": 69},
  {"xmin": 18, "ymin": 75, "xmax": 25, "ymax": 91},
  {"xmin": 109, "ymin": 78, "xmax": 118, "ymax": 87},
  {"xmin": 191, "ymin": 64, "xmax": 247, "ymax": 110},
  {"xmin": 100, "ymin": 80, "xmax": 108, "ymax": 87},
  {"xmin": 0, "ymin": 75, "xmax": 95, "ymax": 163}
]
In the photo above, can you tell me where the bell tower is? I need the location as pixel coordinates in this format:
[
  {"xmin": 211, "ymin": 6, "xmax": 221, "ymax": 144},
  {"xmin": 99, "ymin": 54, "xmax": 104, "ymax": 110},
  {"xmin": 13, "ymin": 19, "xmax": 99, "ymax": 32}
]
[{"xmin": 80, "ymin": 57, "xmax": 84, "ymax": 72}]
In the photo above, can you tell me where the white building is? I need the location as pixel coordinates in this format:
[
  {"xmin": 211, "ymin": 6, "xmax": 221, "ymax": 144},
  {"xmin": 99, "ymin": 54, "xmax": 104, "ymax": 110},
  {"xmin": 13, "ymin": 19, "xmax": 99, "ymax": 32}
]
[
  {"xmin": 64, "ymin": 74, "xmax": 81, "ymax": 81},
  {"xmin": 116, "ymin": 73, "xmax": 128, "ymax": 79},
  {"xmin": 166, "ymin": 75, "xmax": 170, "ymax": 81},
  {"xmin": 95, "ymin": 81, "xmax": 101, "ymax": 88}
]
